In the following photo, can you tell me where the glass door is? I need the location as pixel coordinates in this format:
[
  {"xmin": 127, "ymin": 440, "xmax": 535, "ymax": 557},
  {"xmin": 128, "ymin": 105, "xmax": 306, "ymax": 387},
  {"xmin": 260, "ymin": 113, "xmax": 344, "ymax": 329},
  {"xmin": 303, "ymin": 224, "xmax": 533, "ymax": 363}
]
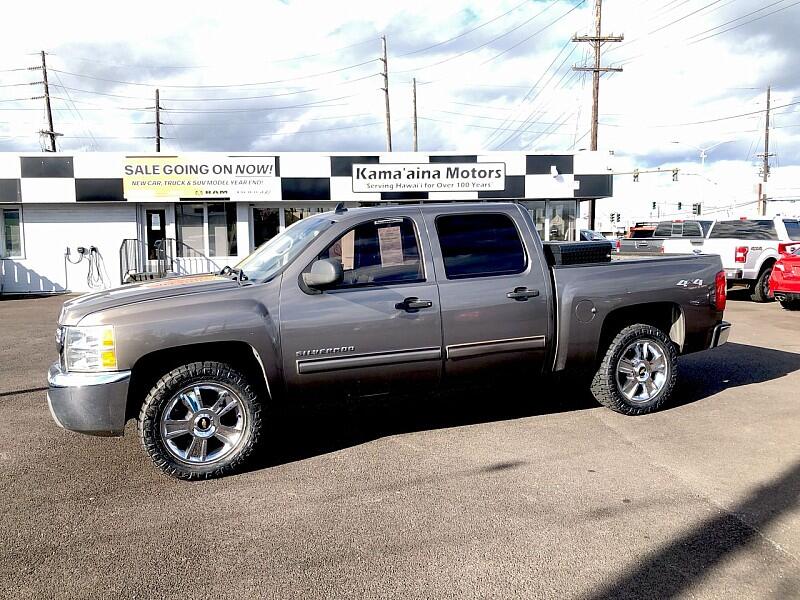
[{"xmin": 145, "ymin": 209, "xmax": 167, "ymax": 260}]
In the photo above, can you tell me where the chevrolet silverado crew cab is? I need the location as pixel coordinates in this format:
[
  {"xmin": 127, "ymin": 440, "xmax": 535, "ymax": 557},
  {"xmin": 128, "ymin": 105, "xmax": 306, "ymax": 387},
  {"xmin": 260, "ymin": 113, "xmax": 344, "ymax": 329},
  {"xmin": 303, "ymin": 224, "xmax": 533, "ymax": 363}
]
[{"xmin": 48, "ymin": 203, "xmax": 730, "ymax": 480}]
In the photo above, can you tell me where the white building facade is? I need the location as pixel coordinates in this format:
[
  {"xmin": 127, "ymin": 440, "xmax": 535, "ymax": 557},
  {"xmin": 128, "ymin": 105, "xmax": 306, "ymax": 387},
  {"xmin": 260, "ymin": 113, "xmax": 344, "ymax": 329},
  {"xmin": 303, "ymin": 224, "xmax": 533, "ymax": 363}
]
[{"xmin": 0, "ymin": 151, "xmax": 612, "ymax": 294}]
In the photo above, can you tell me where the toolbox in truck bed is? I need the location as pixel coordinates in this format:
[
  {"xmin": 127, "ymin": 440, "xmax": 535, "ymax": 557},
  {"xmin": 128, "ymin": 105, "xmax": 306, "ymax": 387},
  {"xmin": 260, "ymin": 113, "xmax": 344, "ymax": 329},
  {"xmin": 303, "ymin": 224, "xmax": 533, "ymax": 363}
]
[{"xmin": 542, "ymin": 241, "xmax": 613, "ymax": 266}]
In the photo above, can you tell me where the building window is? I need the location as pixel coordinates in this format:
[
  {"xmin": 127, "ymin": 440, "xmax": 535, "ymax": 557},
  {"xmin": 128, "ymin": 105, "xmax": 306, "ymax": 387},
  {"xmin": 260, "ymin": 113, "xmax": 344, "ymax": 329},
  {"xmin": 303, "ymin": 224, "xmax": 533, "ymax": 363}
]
[
  {"xmin": 253, "ymin": 207, "xmax": 280, "ymax": 248},
  {"xmin": 520, "ymin": 201, "xmax": 546, "ymax": 241},
  {"xmin": 435, "ymin": 213, "xmax": 526, "ymax": 279},
  {"xmin": 284, "ymin": 206, "xmax": 322, "ymax": 229},
  {"xmin": 547, "ymin": 200, "xmax": 576, "ymax": 241},
  {"xmin": 1, "ymin": 207, "xmax": 23, "ymax": 258},
  {"xmin": 208, "ymin": 203, "xmax": 237, "ymax": 256},
  {"xmin": 176, "ymin": 202, "xmax": 238, "ymax": 257},
  {"xmin": 176, "ymin": 204, "xmax": 205, "ymax": 256}
]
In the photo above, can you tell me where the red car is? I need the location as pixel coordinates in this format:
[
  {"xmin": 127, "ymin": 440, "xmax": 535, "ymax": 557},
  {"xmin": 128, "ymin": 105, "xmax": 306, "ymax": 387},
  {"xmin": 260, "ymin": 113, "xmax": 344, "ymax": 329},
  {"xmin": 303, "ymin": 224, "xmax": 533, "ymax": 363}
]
[{"xmin": 769, "ymin": 243, "xmax": 800, "ymax": 310}]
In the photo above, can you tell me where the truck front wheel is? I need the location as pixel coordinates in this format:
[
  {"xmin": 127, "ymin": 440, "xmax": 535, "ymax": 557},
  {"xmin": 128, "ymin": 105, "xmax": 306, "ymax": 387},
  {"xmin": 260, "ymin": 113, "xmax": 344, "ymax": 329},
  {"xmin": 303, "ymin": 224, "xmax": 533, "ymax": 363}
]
[
  {"xmin": 138, "ymin": 361, "xmax": 263, "ymax": 480},
  {"xmin": 590, "ymin": 324, "xmax": 678, "ymax": 415}
]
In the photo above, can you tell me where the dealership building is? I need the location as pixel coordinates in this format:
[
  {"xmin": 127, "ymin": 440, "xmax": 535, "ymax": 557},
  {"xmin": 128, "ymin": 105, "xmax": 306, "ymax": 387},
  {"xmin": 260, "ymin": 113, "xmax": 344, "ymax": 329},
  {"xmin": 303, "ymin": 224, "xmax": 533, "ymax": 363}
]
[{"xmin": 0, "ymin": 151, "xmax": 612, "ymax": 294}]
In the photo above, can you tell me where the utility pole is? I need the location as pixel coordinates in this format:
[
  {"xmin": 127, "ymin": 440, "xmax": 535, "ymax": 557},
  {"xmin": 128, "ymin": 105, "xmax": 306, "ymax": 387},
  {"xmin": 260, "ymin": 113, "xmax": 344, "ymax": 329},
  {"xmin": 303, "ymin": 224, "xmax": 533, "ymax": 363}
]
[
  {"xmin": 412, "ymin": 77, "xmax": 418, "ymax": 152},
  {"xmin": 155, "ymin": 88, "xmax": 162, "ymax": 152},
  {"xmin": 380, "ymin": 36, "xmax": 393, "ymax": 152},
  {"xmin": 757, "ymin": 85, "xmax": 772, "ymax": 216},
  {"xmin": 39, "ymin": 50, "xmax": 59, "ymax": 152},
  {"xmin": 572, "ymin": 0, "xmax": 623, "ymax": 227}
]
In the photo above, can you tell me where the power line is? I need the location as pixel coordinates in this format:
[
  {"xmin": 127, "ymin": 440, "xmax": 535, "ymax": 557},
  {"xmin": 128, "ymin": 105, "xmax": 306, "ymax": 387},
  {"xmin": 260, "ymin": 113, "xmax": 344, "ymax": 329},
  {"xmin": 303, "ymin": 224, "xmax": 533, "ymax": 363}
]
[
  {"xmin": 490, "ymin": 47, "xmax": 581, "ymax": 149},
  {"xmin": 396, "ymin": 0, "xmax": 531, "ymax": 57},
  {"xmin": 611, "ymin": 0, "xmax": 799, "ymax": 66},
  {"xmin": 250, "ymin": 121, "xmax": 383, "ymax": 138},
  {"xmin": 52, "ymin": 70, "xmax": 99, "ymax": 150},
  {"xmin": 418, "ymin": 115, "xmax": 574, "ymax": 134},
  {"xmin": 483, "ymin": 39, "xmax": 574, "ymax": 147},
  {"xmin": 600, "ymin": 99, "xmax": 800, "ymax": 128},
  {"xmin": 432, "ymin": 109, "xmax": 572, "ymax": 126},
  {"xmin": 688, "ymin": 0, "xmax": 800, "ymax": 44},
  {"xmin": 49, "ymin": 38, "xmax": 379, "ymax": 69},
  {"xmin": 46, "ymin": 73, "xmax": 379, "ymax": 102},
  {"xmin": 480, "ymin": 1, "xmax": 586, "ymax": 65},
  {"xmin": 392, "ymin": 0, "xmax": 560, "ymax": 75},
  {"xmin": 608, "ymin": 0, "xmax": 733, "ymax": 56},
  {"xmin": 49, "ymin": 58, "xmax": 379, "ymax": 89}
]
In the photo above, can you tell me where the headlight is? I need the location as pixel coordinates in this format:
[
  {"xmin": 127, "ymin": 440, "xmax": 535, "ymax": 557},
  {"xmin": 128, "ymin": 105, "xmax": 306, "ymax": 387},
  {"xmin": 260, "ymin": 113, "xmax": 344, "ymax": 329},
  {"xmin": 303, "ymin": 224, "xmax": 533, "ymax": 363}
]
[{"xmin": 63, "ymin": 325, "xmax": 117, "ymax": 372}]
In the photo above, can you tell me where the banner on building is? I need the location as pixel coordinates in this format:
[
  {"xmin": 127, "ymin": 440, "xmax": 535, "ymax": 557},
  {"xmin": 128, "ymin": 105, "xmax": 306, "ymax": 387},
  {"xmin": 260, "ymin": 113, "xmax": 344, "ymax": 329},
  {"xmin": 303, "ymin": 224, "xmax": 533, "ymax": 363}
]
[
  {"xmin": 123, "ymin": 154, "xmax": 278, "ymax": 200},
  {"xmin": 351, "ymin": 162, "xmax": 506, "ymax": 193}
]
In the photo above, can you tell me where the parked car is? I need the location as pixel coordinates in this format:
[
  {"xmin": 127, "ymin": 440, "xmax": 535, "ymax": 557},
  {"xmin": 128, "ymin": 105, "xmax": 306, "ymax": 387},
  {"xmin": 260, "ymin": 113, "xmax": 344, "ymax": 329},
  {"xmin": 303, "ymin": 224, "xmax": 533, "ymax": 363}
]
[
  {"xmin": 617, "ymin": 220, "xmax": 712, "ymax": 256},
  {"xmin": 47, "ymin": 203, "xmax": 730, "ymax": 480},
  {"xmin": 580, "ymin": 229, "xmax": 606, "ymax": 241},
  {"xmin": 769, "ymin": 243, "xmax": 800, "ymax": 310},
  {"xmin": 701, "ymin": 217, "xmax": 800, "ymax": 302}
]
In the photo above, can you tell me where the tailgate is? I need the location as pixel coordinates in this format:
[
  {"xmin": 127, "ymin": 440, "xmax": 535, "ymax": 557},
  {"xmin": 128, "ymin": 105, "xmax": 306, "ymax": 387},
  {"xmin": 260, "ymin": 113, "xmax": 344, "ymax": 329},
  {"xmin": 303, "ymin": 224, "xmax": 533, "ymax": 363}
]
[{"xmin": 619, "ymin": 238, "xmax": 664, "ymax": 255}]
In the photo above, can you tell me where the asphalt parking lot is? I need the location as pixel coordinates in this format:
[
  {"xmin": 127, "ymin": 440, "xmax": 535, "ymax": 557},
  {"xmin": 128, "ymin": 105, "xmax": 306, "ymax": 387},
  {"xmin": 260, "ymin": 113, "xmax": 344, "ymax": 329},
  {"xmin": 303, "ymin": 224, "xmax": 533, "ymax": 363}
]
[{"xmin": 0, "ymin": 293, "xmax": 798, "ymax": 599}]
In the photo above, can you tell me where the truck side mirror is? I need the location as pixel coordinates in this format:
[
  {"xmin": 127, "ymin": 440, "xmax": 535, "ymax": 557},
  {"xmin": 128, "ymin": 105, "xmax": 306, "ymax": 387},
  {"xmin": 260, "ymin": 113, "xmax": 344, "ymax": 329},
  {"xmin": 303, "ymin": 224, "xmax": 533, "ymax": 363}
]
[{"xmin": 302, "ymin": 258, "xmax": 343, "ymax": 289}]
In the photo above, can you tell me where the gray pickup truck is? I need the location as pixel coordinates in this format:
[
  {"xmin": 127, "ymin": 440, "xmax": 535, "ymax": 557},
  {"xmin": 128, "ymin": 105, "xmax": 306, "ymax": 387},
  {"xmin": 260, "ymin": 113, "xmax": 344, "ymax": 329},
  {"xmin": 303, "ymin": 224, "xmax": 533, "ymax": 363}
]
[{"xmin": 48, "ymin": 203, "xmax": 730, "ymax": 479}]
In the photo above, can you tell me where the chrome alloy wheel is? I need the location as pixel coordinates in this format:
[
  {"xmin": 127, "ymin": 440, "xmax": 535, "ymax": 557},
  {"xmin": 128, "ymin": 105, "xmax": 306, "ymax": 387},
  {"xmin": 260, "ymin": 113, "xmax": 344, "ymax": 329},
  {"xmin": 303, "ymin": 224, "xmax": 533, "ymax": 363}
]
[
  {"xmin": 159, "ymin": 383, "xmax": 247, "ymax": 465},
  {"xmin": 615, "ymin": 339, "xmax": 669, "ymax": 404}
]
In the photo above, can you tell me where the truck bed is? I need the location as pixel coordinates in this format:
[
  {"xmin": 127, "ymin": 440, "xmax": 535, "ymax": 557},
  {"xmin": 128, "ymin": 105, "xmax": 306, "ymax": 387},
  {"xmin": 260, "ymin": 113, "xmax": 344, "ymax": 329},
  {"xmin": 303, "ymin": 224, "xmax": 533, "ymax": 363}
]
[{"xmin": 548, "ymin": 253, "xmax": 723, "ymax": 371}]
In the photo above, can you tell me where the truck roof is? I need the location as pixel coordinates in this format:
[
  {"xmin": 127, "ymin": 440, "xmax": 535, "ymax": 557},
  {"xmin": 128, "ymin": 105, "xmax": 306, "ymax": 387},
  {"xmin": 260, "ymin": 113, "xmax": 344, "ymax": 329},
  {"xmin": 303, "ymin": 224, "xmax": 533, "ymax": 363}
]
[{"xmin": 319, "ymin": 201, "xmax": 521, "ymax": 222}]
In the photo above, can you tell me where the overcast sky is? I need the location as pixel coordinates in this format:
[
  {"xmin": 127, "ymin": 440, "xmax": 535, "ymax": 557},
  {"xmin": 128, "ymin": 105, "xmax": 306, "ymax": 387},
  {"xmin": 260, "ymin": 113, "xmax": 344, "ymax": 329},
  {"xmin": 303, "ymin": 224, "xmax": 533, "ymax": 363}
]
[{"xmin": 1, "ymin": 0, "xmax": 799, "ymax": 219}]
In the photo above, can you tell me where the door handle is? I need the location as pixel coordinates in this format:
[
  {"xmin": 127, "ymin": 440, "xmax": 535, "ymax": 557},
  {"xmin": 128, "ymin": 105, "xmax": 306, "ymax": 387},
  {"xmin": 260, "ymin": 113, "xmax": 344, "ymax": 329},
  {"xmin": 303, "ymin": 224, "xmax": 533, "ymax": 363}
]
[
  {"xmin": 395, "ymin": 297, "xmax": 433, "ymax": 311},
  {"xmin": 506, "ymin": 287, "xmax": 540, "ymax": 301}
]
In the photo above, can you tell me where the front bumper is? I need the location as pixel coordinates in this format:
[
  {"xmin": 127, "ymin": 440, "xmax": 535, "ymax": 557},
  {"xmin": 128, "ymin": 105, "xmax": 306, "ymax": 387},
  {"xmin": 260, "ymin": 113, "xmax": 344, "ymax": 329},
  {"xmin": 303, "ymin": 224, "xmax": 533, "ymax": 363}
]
[
  {"xmin": 47, "ymin": 363, "xmax": 131, "ymax": 436},
  {"xmin": 710, "ymin": 321, "xmax": 731, "ymax": 348}
]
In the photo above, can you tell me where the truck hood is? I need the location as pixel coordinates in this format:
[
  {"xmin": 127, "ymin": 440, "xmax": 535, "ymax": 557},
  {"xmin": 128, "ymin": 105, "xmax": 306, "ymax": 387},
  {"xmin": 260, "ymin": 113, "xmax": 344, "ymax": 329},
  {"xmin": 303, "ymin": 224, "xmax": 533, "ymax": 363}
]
[{"xmin": 59, "ymin": 274, "xmax": 241, "ymax": 325}]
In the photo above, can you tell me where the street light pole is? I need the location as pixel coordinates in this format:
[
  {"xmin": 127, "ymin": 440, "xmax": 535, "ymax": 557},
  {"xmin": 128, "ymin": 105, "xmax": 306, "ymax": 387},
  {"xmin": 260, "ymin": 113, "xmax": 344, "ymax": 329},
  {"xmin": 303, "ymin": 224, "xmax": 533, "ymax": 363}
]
[{"xmin": 671, "ymin": 140, "xmax": 735, "ymax": 211}]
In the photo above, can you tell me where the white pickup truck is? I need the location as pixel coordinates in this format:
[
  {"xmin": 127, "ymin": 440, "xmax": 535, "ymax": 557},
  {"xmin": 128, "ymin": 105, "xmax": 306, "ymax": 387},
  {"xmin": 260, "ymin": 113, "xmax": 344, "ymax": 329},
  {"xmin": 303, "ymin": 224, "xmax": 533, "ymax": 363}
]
[{"xmin": 700, "ymin": 217, "xmax": 800, "ymax": 302}]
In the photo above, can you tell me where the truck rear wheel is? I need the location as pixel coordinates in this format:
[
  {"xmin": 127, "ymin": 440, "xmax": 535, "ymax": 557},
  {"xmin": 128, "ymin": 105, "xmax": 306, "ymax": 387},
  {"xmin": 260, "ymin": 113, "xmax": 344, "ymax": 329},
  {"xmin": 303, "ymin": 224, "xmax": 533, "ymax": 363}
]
[
  {"xmin": 590, "ymin": 324, "xmax": 677, "ymax": 415},
  {"xmin": 750, "ymin": 265, "xmax": 774, "ymax": 303},
  {"xmin": 138, "ymin": 361, "xmax": 263, "ymax": 480}
]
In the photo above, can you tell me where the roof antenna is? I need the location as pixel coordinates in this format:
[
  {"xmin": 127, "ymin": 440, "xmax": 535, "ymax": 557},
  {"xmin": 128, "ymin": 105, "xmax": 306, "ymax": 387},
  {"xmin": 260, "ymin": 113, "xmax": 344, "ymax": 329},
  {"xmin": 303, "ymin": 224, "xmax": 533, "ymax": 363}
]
[{"xmin": 334, "ymin": 202, "xmax": 347, "ymax": 214}]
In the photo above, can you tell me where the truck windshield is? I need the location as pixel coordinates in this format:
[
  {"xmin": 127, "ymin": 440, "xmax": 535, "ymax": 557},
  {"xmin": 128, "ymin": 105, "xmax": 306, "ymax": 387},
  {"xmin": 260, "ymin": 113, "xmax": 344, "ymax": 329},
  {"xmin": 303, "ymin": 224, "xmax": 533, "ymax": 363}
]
[{"xmin": 236, "ymin": 215, "xmax": 332, "ymax": 281}]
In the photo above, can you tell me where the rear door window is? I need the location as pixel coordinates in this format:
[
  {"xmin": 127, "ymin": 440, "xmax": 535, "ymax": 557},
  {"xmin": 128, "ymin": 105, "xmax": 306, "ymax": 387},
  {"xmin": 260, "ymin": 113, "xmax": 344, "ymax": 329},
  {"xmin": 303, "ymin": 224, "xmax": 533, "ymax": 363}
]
[
  {"xmin": 708, "ymin": 220, "xmax": 778, "ymax": 240},
  {"xmin": 435, "ymin": 213, "xmax": 526, "ymax": 279},
  {"xmin": 783, "ymin": 219, "xmax": 800, "ymax": 240},
  {"xmin": 654, "ymin": 223, "xmax": 674, "ymax": 237},
  {"xmin": 682, "ymin": 222, "xmax": 703, "ymax": 237}
]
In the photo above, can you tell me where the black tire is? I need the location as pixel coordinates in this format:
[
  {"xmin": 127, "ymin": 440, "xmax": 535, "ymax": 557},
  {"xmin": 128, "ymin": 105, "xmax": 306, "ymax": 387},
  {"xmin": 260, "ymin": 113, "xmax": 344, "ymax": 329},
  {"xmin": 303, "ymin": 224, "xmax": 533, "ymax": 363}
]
[
  {"xmin": 138, "ymin": 361, "xmax": 263, "ymax": 480},
  {"xmin": 590, "ymin": 324, "xmax": 678, "ymax": 415},
  {"xmin": 780, "ymin": 299, "xmax": 800, "ymax": 311},
  {"xmin": 750, "ymin": 265, "xmax": 774, "ymax": 303}
]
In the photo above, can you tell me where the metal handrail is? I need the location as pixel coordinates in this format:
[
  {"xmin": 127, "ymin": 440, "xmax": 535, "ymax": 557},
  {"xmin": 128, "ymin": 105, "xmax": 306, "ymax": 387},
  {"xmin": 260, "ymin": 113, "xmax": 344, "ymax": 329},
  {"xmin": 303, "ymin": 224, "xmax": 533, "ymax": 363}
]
[{"xmin": 120, "ymin": 237, "xmax": 222, "ymax": 283}]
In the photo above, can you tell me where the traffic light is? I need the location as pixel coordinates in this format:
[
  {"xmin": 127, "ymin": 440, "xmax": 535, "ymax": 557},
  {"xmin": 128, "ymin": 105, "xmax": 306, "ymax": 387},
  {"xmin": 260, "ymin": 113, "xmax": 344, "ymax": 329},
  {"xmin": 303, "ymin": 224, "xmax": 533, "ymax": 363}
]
[
  {"xmin": 672, "ymin": 168, "xmax": 679, "ymax": 182},
  {"xmin": 609, "ymin": 212, "xmax": 616, "ymax": 223},
  {"xmin": 692, "ymin": 203, "xmax": 701, "ymax": 215},
  {"xmin": 616, "ymin": 213, "xmax": 621, "ymax": 223},
  {"xmin": 652, "ymin": 201, "xmax": 657, "ymax": 210},
  {"xmin": 677, "ymin": 202, "xmax": 682, "ymax": 211},
  {"xmin": 633, "ymin": 169, "xmax": 639, "ymax": 182}
]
